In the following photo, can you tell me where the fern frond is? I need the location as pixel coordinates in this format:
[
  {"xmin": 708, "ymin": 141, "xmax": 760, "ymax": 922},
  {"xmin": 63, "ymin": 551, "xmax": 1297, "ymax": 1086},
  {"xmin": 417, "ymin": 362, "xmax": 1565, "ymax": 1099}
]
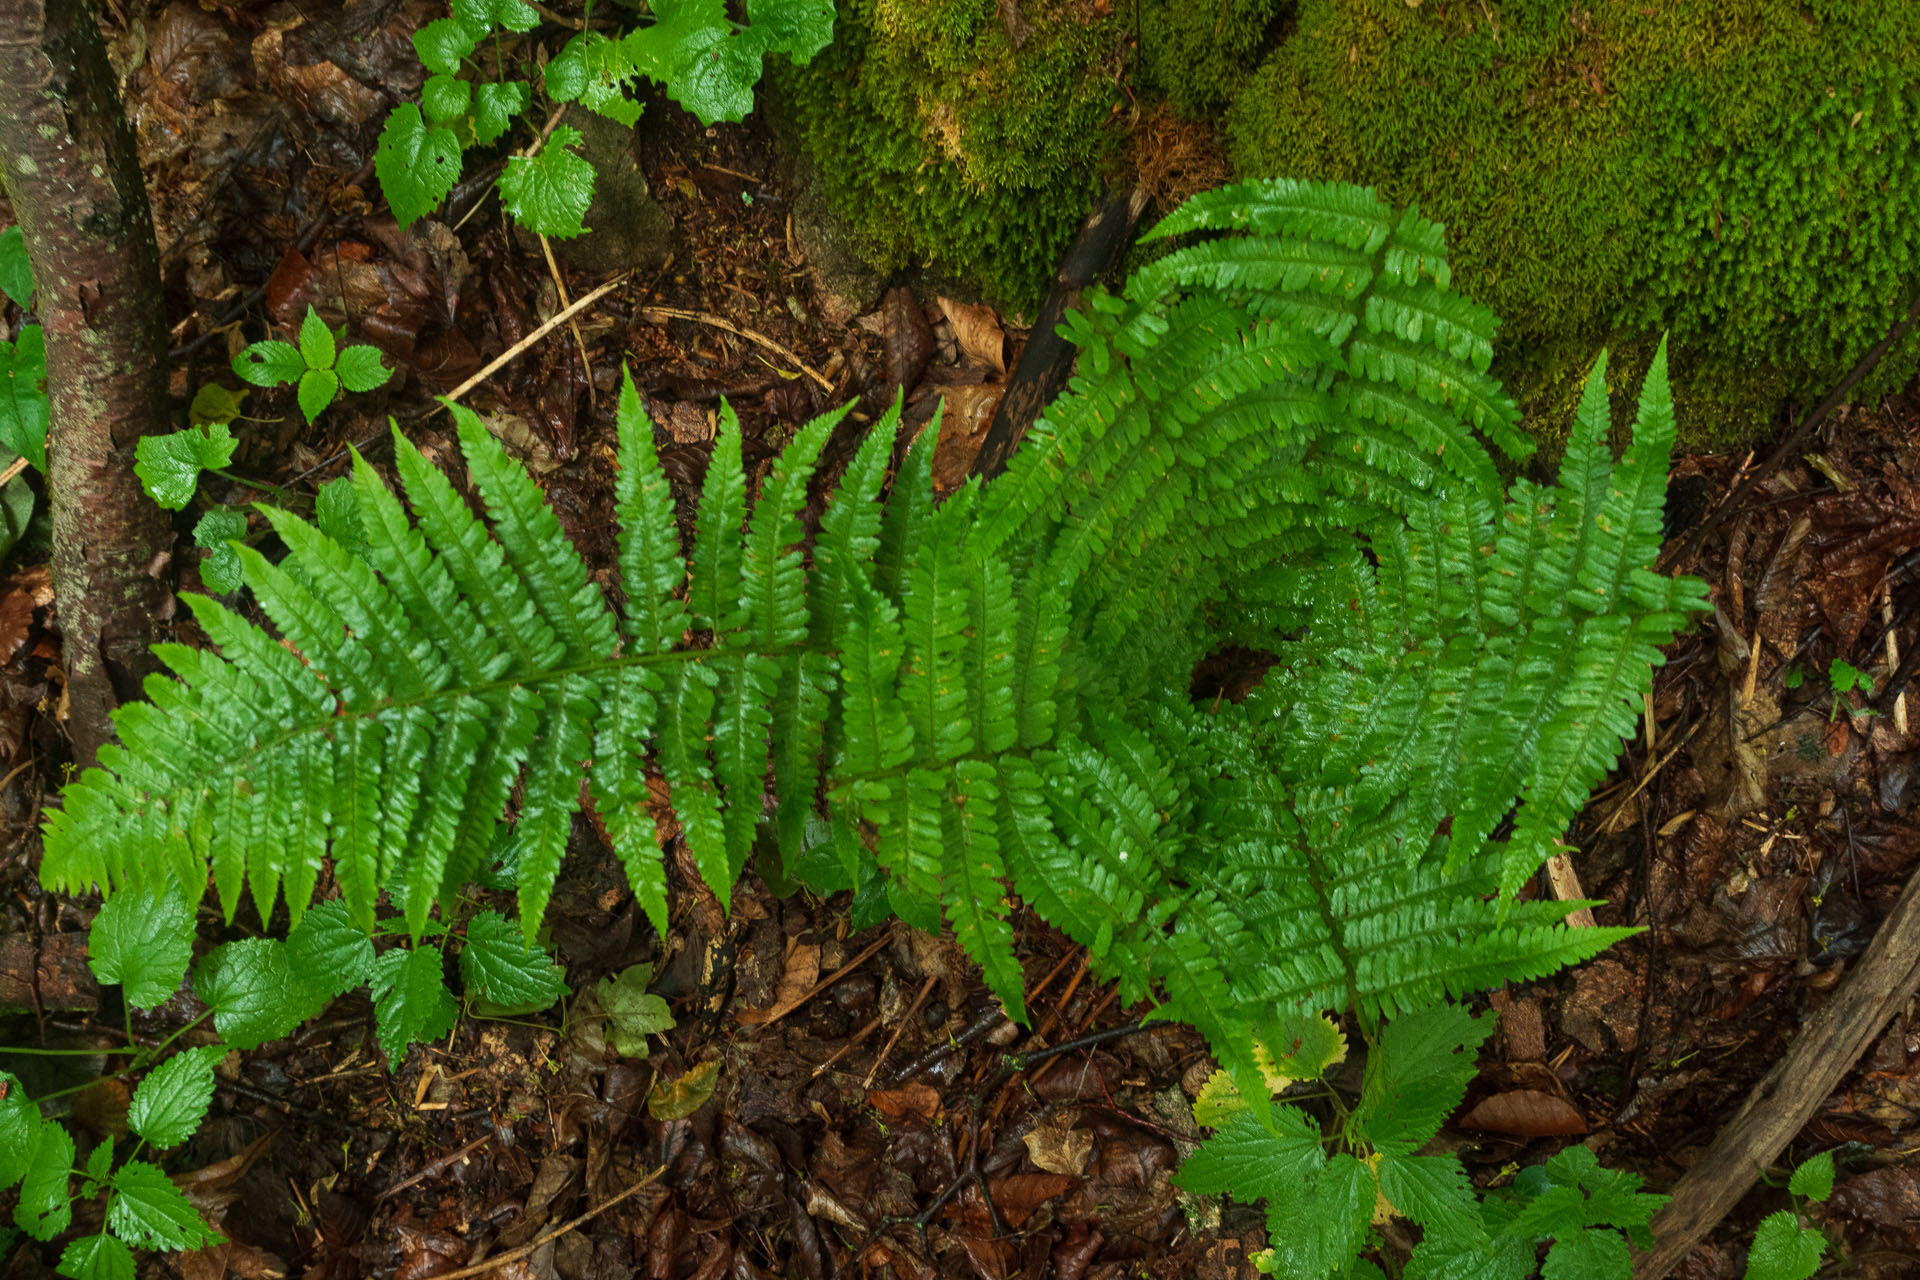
[
  {"xmin": 613, "ymin": 370, "xmax": 690, "ymax": 653},
  {"xmin": 688, "ymin": 405, "xmax": 746, "ymax": 633}
]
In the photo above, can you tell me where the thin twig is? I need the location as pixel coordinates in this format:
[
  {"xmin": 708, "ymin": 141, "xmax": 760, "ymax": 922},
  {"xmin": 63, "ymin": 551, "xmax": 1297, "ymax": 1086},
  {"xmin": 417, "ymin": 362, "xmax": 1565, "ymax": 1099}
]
[
  {"xmin": 539, "ymin": 232, "xmax": 596, "ymax": 413},
  {"xmin": 442, "ymin": 272, "xmax": 631, "ymax": 409},
  {"xmin": 762, "ymin": 930, "xmax": 893, "ymax": 1028},
  {"xmin": 863, "ymin": 975, "xmax": 938, "ymax": 1088},
  {"xmin": 375, "ymin": 1130, "xmax": 495, "ymax": 1202},
  {"xmin": 811, "ymin": 1017, "xmax": 882, "ymax": 1078},
  {"xmin": 430, "ymin": 1166, "xmax": 664, "ymax": 1280},
  {"xmin": 639, "ymin": 305, "xmax": 832, "ymax": 391},
  {"xmin": 0, "ymin": 457, "xmax": 28, "ymax": 489}
]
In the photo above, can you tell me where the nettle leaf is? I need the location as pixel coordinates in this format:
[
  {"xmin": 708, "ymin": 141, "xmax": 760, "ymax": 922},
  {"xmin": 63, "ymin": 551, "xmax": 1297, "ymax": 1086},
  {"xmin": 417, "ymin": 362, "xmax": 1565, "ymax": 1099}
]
[
  {"xmin": 337, "ymin": 344, "xmax": 393, "ymax": 394},
  {"xmin": 1541, "ymin": 1227, "xmax": 1632, "ymax": 1280},
  {"xmin": 88, "ymin": 880, "xmax": 194, "ymax": 1009},
  {"xmin": 1788, "ymin": 1151, "xmax": 1835, "ymax": 1202},
  {"xmin": 376, "ymin": 103, "xmax": 463, "ymax": 230},
  {"xmin": 1356, "ymin": 1004, "xmax": 1493, "ymax": 1155},
  {"xmin": 285, "ymin": 898, "xmax": 376, "ymax": 997},
  {"xmin": 499, "ymin": 125, "xmax": 594, "ymax": 237},
  {"xmin": 14, "ymin": 1119, "xmax": 73, "ymax": 1239},
  {"xmin": 626, "ymin": 4, "xmax": 766, "ymax": 127},
  {"xmin": 413, "ymin": 17, "xmax": 482, "ymax": 76},
  {"xmin": 194, "ymin": 507, "xmax": 248, "ymax": 595},
  {"xmin": 0, "ymin": 323, "xmax": 48, "ymax": 473},
  {"xmin": 57, "ymin": 1235, "xmax": 136, "ymax": 1280},
  {"xmin": 460, "ymin": 910, "xmax": 568, "ymax": 1012},
  {"xmin": 453, "ymin": 0, "xmax": 538, "ymax": 32},
  {"xmin": 547, "ymin": 31, "xmax": 643, "ymax": 127},
  {"xmin": 420, "ymin": 73, "xmax": 473, "ymax": 126},
  {"xmin": 107, "ymin": 1161, "xmax": 219, "ymax": 1252},
  {"xmin": 368, "ymin": 944, "xmax": 458, "ymax": 1065},
  {"xmin": 0, "ymin": 1071, "xmax": 40, "ymax": 1185},
  {"xmin": 1743, "ymin": 1210, "xmax": 1825, "ymax": 1280},
  {"xmin": 231, "ymin": 339, "xmax": 304, "ymax": 388},
  {"xmin": 596, "ymin": 964, "xmax": 675, "ymax": 1057},
  {"xmin": 80, "ymin": 1142, "xmax": 112, "ymax": 1198},
  {"xmin": 0, "ymin": 225, "xmax": 35, "ymax": 307},
  {"xmin": 128, "ymin": 1045, "xmax": 226, "ymax": 1150},
  {"xmin": 471, "ymin": 79, "xmax": 531, "ymax": 146},
  {"xmin": 297, "ymin": 368, "xmax": 341, "ymax": 422},
  {"xmin": 192, "ymin": 938, "xmax": 331, "ymax": 1052},
  {"xmin": 135, "ymin": 423, "xmax": 237, "ymax": 510}
]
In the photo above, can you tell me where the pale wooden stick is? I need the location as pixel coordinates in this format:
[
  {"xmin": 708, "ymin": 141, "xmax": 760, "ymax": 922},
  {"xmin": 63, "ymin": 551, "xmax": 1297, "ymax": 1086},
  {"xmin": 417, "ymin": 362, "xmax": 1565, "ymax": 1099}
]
[
  {"xmin": 639, "ymin": 305, "xmax": 832, "ymax": 391},
  {"xmin": 442, "ymin": 272, "xmax": 630, "ymax": 409},
  {"xmin": 431, "ymin": 1166, "xmax": 663, "ymax": 1280}
]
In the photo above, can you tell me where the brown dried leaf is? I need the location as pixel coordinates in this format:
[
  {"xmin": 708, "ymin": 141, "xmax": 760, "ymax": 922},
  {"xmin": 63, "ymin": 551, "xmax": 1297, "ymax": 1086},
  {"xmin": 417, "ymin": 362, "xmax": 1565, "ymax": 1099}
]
[
  {"xmin": 736, "ymin": 942, "xmax": 821, "ymax": 1025},
  {"xmin": 986, "ymin": 1173, "xmax": 1074, "ymax": 1228},
  {"xmin": 1022, "ymin": 1110, "xmax": 1094, "ymax": 1176},
  {"xmin": 1460, "ymin": 1090, "xmax": 1588, "ymax": 1136},
  {"xmin": 937, "ymin": 296, "xmax": 1007, "ymax": 375},
  {"xmin": 929, "ymin": 383, "xmax": 1004, "ymax": 493},
  {"xmin": 0, "ymin": 566, "xmax": 52, "ymax": 666},
  {"xmin": 867, "ymin": 1081, "xmax": 942, "ymax": 1122}
]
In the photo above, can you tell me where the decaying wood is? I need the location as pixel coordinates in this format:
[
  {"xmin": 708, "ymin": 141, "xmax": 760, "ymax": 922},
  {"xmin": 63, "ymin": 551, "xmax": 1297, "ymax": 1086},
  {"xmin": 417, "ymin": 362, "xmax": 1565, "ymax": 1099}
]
[
  {"xmin": 1635, "ymin": 857, "xmax": 1920, "ymax": 1277},
  {"xmin": 968, "ymin": 187, "xmax": 1152, "ymax": 483}
]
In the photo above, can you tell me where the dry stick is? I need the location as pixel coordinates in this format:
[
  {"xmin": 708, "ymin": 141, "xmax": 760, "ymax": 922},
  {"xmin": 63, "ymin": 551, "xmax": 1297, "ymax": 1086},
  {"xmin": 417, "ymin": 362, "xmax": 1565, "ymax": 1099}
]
[
  {"xmin": 638, "ymin": 306, "xmax": 832, "ymax": 392},
  {"xmin": 431, "ymin": 1166, "xmax": 664, "ymax": 1280},
  {"xmin": 538, "ymin": 232, "xmax": 597, "ymax": 412},
  {"xmin": 1634, "ymin": 860, "xmax": 1920, "ymax": 1278},
  {"xmin": 375, "ymin": 1130, "xmax": 495, "ymax": 1202},
  {"xmin": 863, "ymin": 974, "xmax": 938, "ymax": 1088},
  {"xmin": 1664, "ymin": 283, "xmax": 1920, "ymax": 571},
  {"xmin": 811, "ymin": 1016, "xmax": 883, "ymax": 1079}
]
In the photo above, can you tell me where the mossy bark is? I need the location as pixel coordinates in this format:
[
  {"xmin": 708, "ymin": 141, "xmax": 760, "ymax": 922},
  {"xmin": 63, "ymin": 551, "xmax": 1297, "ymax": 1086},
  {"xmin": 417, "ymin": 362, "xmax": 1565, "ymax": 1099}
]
[{"xmin": 0, "ymin": 0, "xmax": 173, "ymax": 767}]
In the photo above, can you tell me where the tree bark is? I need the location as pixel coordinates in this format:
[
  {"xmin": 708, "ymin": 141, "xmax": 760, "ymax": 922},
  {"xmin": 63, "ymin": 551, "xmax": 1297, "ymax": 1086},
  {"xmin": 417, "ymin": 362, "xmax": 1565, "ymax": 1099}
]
[{"xmin": 0, "ymin": 0, "xmax": 172, "ymax": 767}]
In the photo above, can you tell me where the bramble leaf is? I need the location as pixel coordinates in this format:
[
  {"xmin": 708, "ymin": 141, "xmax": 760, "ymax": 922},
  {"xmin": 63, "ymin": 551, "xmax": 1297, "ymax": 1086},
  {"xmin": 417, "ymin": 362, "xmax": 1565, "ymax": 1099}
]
[
  {"xmin": 368, "ymin": 944, "xmax": 458, "ymax": 1065},
  {"xmin": 14, "ymin": 1119, "xmax": 73, "ymax": 1239},
  {"xmin": 231, "ymin": 340, "xmax": 303, "ymax": 389},
  {"xmin": 1744, "ymin": 1210, "xmax": 1825, "ymax": 1280},
  {"xmin": 420, "ymin": 72, "xmax": 473, "ymax": 126},
  {"xmin": 336, "ymin": 344, "xmax": 392, "ymax": 394},
  {"xmin": 596, "ymin": 964, "xmax": 674, "ymax": 1057},
  {"xmin": 460, "ymin": 910, "xmax": 568, "ymax": 1012},
  {"xmin": 472, "ymin": 79, "xmax": 531, "ymax": 145},
  {"xmin": 194, "ymin": 507, "xmax": 247, "ymax": 595},
  {"xmin": 285, "ymin": 898, "xmax": 376, "ymax": 997},
  {"xmin": 413, "ymin": 17, "xmax": 481, "ymax": 76},
  {"xmin": 1788, "ymin": 1151, "xmax": 1834, "ymax": 1202},
  {"xmin": 453, "ymin": 0, "xmax": 537, "ymax": 32}
]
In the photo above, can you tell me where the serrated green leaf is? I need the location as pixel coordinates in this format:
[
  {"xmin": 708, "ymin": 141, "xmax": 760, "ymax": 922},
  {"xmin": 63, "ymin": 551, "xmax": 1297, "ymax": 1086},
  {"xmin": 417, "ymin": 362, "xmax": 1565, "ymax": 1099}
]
[
  {"xmin": 745, "ymin": 0, "xmax": 835, "ymax": 62},
  {"xmin": 546, "ymin": 32, "xmax": 643, "ymax": 126},
  {"xmin": 1787, "ymin": 1151, "xmax": 1834, "ymax": 1202},
  {"xmin": 367, "ymin": 945, "xmax": 458, "ymax": 1066},
  {"xmin": 460, "ymin": 910, "xmax": 567, "ymax": 1011},
  {"xmin": 0, "ymin": 1072, "xmax": 40, "ymax": 1186},
  {"xmin": 1743, "ymin": 1211, "xmax": 1826, "ymax": 1280},
  {"xmin": 596, "ymin": 964, "xmax": 675, "ymax": 1058},
  {"xmin": 0, "ymin": 225, "xmax": 34, "ymax": 308},
  {"xmin": 231, "ymin": 339, "xmax": 303, "ymax": 388},
  {"xmin": 194, "ymin": 507, "xmax": 247, "ymax": 595},
  {"xmin": 297, "ymin": 368, "xmax": 340, "ymax": 423},
  {"xmin": 192, "ymin": 938, "xmax": 330, "ymax": 1052},
  {"xmin": 314, "ymin": 476, "xmax": 367, "ymax": 557},
  {"xmin": 189, "ymin": 383, "xmax": 246, "ymax": 426},
  {"xmin": 0, "ymin": 324, "xmax": 47, "ymax": 474},
  {"xmin": 285, "ymin": 898, "xmax": 376, "ymax": 997},
  {"xmin": 107, "ymin": 1161, "xmax": 219, "ymax": 1252},
  {"xmin": 57, "ymin": 1234, "xmax": 136, "ymax": 1280},
  {"xmin": 135, "ymin": 422, "xmax": 237, "ymax": 509},
  {"xmin": 14, "ymin": 1119, "xmax": 72, "ymax": 1239},
  {"xmin": 412, "ymin": 17, "xmax": 481, "ymax": 76},
  {"xmin": 80, "ymin": 1142, "xmax": 112, "ymax": 1199},
  {"xmin": 1174, "ymin": 1104, "xmax": 1327, "ymax": 1201},
  {"xmin": 1379, "ymin": 1153, "xmax": 1485, "ymax": 1243},
  {"xmin": 1357, "ymin": 1005, "xmax": 1492, "ymax": 1154},
  {"xmin": 376, "ymin": 103, "xmax": 463, "ymax": 229},
  {"xmin": 88, "ymin": 880, "xmax": 194, "ymax": 1009},
  {"xmin": 336, "ymin": 344, "xmax": 392, "ymax": 394},
  {"xmin": 420, "ymin": 73, "xmax": 473, "ymax": 125},
  {"xmin": 296, "ymin": 307, "xmax": 335, "ymax": 370},
  {"xmin": 128, "ymin": 1045, "xmax": 225, "ymax": 1150},
  {"xmin": 1542, "ymin": 1227, "xmax": 1632, "ymax": 1280},
  {"xmin": 453, "ymin": 0, "xmax": 538, "ymax": 32},
  {"xmin": 499, "ymin": 126, "xmax": 594, "ymax": 237},
  {"xmin": 471, "ymin": 79, "xmax": 531, "ymax": 145}
]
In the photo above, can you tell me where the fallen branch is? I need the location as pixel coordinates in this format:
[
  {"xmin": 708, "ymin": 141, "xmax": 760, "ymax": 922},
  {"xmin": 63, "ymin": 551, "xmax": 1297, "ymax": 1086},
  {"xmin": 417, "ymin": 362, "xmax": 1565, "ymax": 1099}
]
[{"xmin": 1634, "ymin": 855, "xmax": 1920, "ymax": 1277}]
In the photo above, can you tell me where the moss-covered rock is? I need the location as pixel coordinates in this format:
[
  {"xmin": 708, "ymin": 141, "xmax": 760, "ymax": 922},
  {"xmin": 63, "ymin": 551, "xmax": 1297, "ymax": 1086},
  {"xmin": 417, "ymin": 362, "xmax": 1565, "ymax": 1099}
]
[
  {"xmin": 774, "ymin": 0, "xmax": 1126, "ymax": 310},
  {"xmin": 1225, "ymin": 0, "xmax": 1920, "ymax": 448},
  {"xmin": 1135, "ymin": 0, "xmax": 1288, "ymax": 119}
]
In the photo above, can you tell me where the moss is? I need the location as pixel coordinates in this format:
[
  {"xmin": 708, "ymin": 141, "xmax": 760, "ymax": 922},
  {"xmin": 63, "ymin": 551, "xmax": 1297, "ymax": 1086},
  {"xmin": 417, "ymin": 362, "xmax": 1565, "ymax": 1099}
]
[
  {"xmin": 1135, "ymin": 0, "xmax": 1289, "ymax": 119},
  {"xmin": 1224, "ymin": 0, "xmax": 1920, "ymax": 449},
  {"xmin": 774, "ymin": 0, "xmax": 1126, "ymax": 310}
]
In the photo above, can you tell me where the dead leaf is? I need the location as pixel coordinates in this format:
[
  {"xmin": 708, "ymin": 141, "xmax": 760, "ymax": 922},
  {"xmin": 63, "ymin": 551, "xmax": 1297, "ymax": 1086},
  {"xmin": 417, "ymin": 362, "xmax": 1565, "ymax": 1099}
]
[
  {"xmin": 736, "ymin": 942, "xmax": 821, "ymax": 1024},
  {"xmin": 1460, "ymin": 1090, "xmax": 1589, "ymax": 1136},
  {"xmin": 930, "ymin": 384, "xmax": 1004, "ymax": 492},
  {"xmin": 867, "ymin": 1081, "xmax": 942, "ymax": 1122},
  {"xmin": 984, "ymin": 1173, "xmax": 1074, "ymax": 1228},
  {"xmin": 648, "ymin": 1059, "xmax": 721, "ymax": 1121},
  {"xmin": 0, "ymin": 566, "xmax": 52, "ymax": 665},
  {"xmin": 1022, "ymin": 1110, "xmax": 1094, "ymax": 1176},
  {"xmin": 938, "ymin": 296, "xmax": 1006, "ymax": 375}
]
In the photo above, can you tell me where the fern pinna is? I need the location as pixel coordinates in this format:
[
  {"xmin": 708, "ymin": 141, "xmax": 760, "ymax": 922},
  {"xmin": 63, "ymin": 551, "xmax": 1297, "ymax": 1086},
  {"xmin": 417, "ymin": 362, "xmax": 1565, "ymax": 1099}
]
[{"xmin": 42, "ymin": 180, "xmax": 1703, "ymax": 1274}]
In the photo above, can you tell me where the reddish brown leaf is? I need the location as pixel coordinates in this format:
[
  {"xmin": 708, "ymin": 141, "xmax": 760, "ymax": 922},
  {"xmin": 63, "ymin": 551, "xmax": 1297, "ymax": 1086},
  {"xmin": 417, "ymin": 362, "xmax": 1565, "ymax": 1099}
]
[
  {"xmin": 938, "ymin": 296, "xmax": 1006, "ymax": 375},
  {"xmin": 1461, "ymin": 1090, "xmax": 1589, "ymax": 1136},
  {"xmin": 867, "ymin": 1081, "xmax": 942, "ymax": 1122}
]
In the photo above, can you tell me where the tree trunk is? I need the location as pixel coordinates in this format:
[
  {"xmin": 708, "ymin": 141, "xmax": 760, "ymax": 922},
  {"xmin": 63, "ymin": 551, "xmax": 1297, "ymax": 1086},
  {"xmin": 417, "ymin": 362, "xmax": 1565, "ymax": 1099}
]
[{"xmin": 0, "ymin": 0, "xmax": 172, "ymax": 768}]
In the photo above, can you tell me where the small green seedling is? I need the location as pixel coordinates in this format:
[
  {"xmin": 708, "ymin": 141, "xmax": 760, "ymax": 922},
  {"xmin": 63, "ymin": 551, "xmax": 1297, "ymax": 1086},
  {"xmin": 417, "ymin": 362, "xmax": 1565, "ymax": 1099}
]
[
  {"xmin": 1744, "ymin": 1149, "xmax": 1835, "ymax": 1280},
  {"xmin": 231, "ymin": 306, "xmax": 392, "ymax": 423},
  {"xmin": 1827, "ymin": 659, "xmax": 1874, "ymax": 722}
]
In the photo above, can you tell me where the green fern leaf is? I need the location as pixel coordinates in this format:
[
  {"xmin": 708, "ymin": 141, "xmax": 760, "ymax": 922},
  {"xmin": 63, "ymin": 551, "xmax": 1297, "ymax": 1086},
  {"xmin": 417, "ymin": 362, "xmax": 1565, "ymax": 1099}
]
[
  {"xmin": 613, "ymin": 370, "xmax": 690, "ymax": 652},
  {"xmin": 688, "ymin": 403, "xmax": 747, "ymax": 633}
]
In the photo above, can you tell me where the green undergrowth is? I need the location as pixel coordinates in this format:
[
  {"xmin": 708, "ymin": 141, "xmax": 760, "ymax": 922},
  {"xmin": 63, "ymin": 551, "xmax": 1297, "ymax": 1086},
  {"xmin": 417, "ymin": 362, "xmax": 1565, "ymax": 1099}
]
[
  {"xmin": 1222, "ymin": 0, "xmax": 1920, "ymax": 449},
  {"xmin": 774, "ymin": 0, "xmax": 1127, "ymax": 309},
  {"xmin": 1134, "ymin": 0, "xmax": 1288, "ymax": 118}
]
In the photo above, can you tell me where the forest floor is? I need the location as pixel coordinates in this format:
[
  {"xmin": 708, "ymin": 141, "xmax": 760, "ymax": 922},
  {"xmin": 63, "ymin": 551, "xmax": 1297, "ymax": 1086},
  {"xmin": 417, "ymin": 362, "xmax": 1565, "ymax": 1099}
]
[{"xmin": 4, "ymin": 5, "xmax": 1920, "ymax": 1280}]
